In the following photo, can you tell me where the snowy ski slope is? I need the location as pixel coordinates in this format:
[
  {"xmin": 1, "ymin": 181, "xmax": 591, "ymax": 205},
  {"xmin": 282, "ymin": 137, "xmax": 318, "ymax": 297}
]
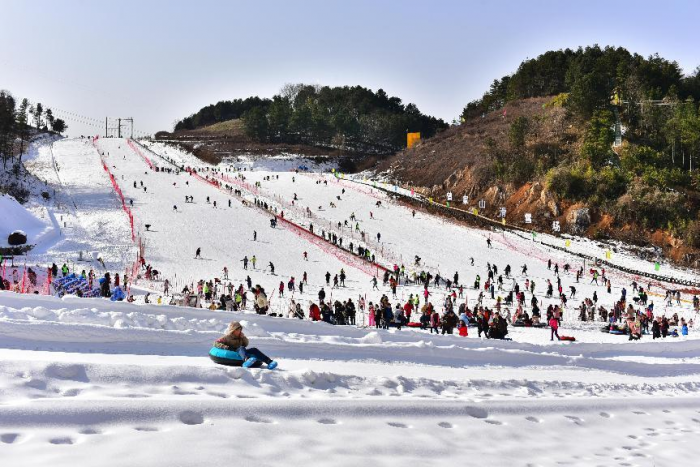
[{"xmin": 2, "ymin": 137, "xmax": 700, "ymax": 467}]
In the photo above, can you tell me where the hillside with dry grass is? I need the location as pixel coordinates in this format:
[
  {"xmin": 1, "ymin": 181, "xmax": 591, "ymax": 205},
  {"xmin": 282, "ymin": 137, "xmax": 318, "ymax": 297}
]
[{"xmin": 376, "ymin": 96, "xmax": 700, "ymax": 268}]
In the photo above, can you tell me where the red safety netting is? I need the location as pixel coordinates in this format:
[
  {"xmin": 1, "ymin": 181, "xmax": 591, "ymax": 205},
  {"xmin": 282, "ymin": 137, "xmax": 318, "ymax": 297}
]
[
  {"xmin": 93, "ymin": 136, "xmax": 145, "ymax": 290},
  {"xmin": 142, "ymin": 144, "xmax": 390, "ymax": 277},
  {"xmin": 275, "ymin": 214, "xmax": 389, "ymax": 277},
  {"xmin": 127, "ymin": 138, "xmax": 154, "ymax": 170}
]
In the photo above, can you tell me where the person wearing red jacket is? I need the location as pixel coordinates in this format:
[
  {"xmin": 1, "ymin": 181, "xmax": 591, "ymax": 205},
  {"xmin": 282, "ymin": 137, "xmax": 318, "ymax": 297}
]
[
  {"xmin": 549, "ymin": 316, "xmax": 561, "ymax": 341},
  {"xmin": 403, "ymin": 300, "xmax": 414, "ymax": 323},
  {"xmin": 309, "ymin": 302, "xmax": 321, "ymax": 321},
  {"xmin": 430, "ymin": 308, "xmax": 440, "ymax": 334}
]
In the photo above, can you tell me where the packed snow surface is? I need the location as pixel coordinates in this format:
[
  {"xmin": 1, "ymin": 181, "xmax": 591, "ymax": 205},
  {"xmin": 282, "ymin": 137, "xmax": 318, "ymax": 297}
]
[{"xmin": 2, "ymin": 137, "xmax": 700, "ymax": 466}]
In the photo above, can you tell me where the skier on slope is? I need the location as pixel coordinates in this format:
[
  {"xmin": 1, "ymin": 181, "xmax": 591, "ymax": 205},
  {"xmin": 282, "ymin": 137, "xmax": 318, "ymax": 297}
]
[
  {"xmin": 195, "ymin": 247, "xmax": 201, "ymax": 259},
  {"xmin": 268, "ymin": 262, "xmax": 275, "ymax": 275}
]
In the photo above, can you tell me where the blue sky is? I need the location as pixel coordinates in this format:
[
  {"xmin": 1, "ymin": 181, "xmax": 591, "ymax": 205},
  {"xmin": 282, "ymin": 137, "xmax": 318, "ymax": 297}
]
[{"xmin": 1, "ymin": 0, "xmax": 698, "ymax": 136}]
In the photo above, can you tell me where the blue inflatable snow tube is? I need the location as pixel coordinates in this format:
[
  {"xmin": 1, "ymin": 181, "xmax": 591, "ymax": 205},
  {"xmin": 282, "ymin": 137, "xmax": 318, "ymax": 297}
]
[
  {"xmin": 110, "ymin": 286, "xmax": 125, "ymax": 301},
  {"xmin": 209, "ymin": 347, "xmax": 262, "ymax": 368}
]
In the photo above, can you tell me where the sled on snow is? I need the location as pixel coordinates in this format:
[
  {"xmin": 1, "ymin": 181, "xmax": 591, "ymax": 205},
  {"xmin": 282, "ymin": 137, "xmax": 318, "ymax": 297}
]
[{"xmin": 209, "ymin": 347, "xmax": 263, "ymax": 368}]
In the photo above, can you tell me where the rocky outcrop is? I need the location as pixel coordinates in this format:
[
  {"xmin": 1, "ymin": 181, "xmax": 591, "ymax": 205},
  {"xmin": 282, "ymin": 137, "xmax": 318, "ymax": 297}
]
[{"xmin": 567, "ymin": 208, "xmax": 591, "ymax": 235}]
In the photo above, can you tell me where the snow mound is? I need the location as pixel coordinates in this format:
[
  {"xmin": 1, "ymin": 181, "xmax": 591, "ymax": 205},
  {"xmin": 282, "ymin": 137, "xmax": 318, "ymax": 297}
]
[{"xmin": 0, "ymin": 194, "xmax": 48, "ymax": 246}]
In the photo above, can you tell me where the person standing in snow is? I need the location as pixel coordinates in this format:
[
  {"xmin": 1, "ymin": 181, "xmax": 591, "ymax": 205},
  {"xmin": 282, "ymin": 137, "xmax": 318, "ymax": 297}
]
[
  {"xmin": 430, "ymin": 307, "xmax": 440, "ymax": 334},
  {"xmin": 549, "ymin": 315, "xmax": 561, "ymax": 341},
  {"xmin": 195, "ymin": 247, "xmax": 201, "ymax": 259}
]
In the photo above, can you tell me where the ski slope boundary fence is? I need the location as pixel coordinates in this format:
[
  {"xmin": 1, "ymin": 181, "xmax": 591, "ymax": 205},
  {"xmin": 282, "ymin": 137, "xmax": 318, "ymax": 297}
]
[
  {"xmin": 274, "ymin": 213, "xmax": 390, "ymax": 278},
  {"xmin": 126, "ymin": 139, "xmax": 154, "ymax": 170},
  {"xmin": 132, "ymin": 139, "xmax": 391, "ymax": 278},
  {"xmin": 93, "ymin": 136, "xmax": 145, "ymax": 292}
]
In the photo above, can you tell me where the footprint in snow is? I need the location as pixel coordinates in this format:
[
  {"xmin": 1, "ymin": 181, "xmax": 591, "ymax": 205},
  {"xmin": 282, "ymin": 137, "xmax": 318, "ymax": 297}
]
[
  {"xmin": 178, "ymin": 411, "xmax": 204, "ymax": 425},
  {"xmin": 437, "ymin": 422, "xmax": 454, "ymax": 428},
  {"xmin": 387, "ymin": 422, "xmax": 409, "ymax": 428},
  {"xmin": 134, "ymin": 427, "xmax": 159, "ymax": 432},
  {"xmin": 49, "ymin": 437, "xmax": 75, "ymax": 445},
  {"xmin": 78, "ymin": 428, "xmax": 102, "ymax": 435},
  {"xmin": 525, "ymin": 416, "xmax": 542, "ymax": 423},
  {"xmin": 1, "ymin": 433, "xmax": 21, "ymax": 444},
  {"xmin": 484, "ymin": 419, "xmax": 503, "ymax": 425},
  {"xmin": 244, "ymin": 415, "xmax": 274, "ymax": 424},
  {"xmin": 463, "ymin": 406, "xmax": 489, "ymax": 419},
  {"xmin": 317, "ymin": 418, "xmax": 338, "ymax": 425},
  {"xmin": 599, "ymin": 412, "xmax": 612, "ymax": 418}
]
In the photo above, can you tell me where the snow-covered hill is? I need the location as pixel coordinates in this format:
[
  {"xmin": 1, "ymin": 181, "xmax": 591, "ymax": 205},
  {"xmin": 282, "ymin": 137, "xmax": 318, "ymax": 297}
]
[{"xmin": 2, "ymin": 136, "xmax": 700, "ymax": 466}]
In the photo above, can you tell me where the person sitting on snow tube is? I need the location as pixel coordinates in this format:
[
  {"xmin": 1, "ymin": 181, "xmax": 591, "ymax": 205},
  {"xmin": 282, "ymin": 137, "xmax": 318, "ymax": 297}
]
[{"xmin": 210, "ymin": 321, "xmax": 278, "ymax": 369}]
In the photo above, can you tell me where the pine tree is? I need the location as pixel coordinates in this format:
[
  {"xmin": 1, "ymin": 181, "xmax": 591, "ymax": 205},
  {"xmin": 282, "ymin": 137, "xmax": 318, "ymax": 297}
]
[
  {"xmin": 0, "ymin": 90, "xmax": 17, "ymax": 169},
  {"xmin": 34, "ymin": 102, "xmax": 43, "ymax": 129},
  {"xmin": 16, "ymin": 98, "xmax": 30, "ymax": 163},
  {"xmin": 45, "ymin": 108, "xmax": 55, "ymax": 130},
  {"xmin": 52, "ymin": 118, "xmax": 67, "ymax": 135}
]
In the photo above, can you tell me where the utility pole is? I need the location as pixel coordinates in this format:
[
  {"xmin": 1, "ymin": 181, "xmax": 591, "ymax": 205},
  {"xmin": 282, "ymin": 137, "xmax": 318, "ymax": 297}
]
[{"xmin": 118, "ymin": 118, "xmax": 121, "ymax": 138}]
